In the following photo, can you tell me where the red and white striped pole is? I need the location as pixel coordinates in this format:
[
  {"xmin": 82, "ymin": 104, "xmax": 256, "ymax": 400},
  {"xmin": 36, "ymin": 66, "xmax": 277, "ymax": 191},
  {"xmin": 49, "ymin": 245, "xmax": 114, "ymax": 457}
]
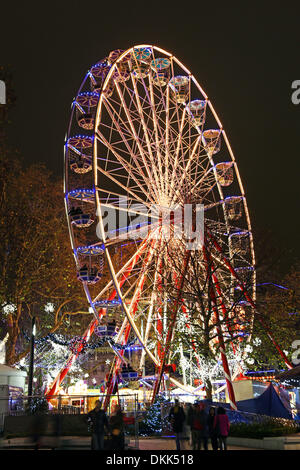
[
  {"xmin": 210, "ymin": 287, "xmax": 237, "ymax": 410},
  {"xmin": 202, "ymin": 244, "xmax": 237, "ymax": 410}
]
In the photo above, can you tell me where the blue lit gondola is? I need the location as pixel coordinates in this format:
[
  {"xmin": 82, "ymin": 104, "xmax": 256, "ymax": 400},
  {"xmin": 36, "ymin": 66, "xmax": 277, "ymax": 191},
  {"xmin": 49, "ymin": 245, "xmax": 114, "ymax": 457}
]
[
  {"xmin": 77, "ymin": 266, "xmax": 102, "ymax": 284},
  {"xmin": 76, "ymin": 245, "xmax": 105, "ymax": 256},
  {"xmin": 95, "ymin": 320, "xmax": 117, "ymax": 337},
  {"xmin": 70, "ymin": 212, "xmax": 94, "ymax": 228},
  {"xmin": 93, "ymin": 299, "xmax": 121, "ymax": 309},
  {"xmin": 120, "ymin": 366, "xmax": 139, "ymax": 381}
]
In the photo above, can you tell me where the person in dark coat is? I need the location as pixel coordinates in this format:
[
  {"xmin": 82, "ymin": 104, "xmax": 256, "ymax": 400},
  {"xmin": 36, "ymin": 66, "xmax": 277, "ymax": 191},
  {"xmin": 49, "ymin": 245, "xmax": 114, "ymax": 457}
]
[
  {"xmin": 214, "ymin": 406, "xmax": 230, "ymax": 450},
  {"xmin": 186, "ymin": 403, "xmax": 194, "ymax": 447},
  {"xmin": 109, "ymin": 405, "xmax": 125, "ymax": 450},
  {"xmin": 168, "ymin": 399, "xmax": 186, "ymax": 450},
  {"xmin": 191, "ymin": 402, "xmax": 208, "ymax": 450},
  {"xmin": 207, "ymin": 407, "xmax": 218, "ymax": 450},
  {"xmin": 87, "ymin": 400, "xmax": 109, "ymax": 450},
  {"xmin": 199, "ymin": 403, "xmax": 209, "ymax": 450}
]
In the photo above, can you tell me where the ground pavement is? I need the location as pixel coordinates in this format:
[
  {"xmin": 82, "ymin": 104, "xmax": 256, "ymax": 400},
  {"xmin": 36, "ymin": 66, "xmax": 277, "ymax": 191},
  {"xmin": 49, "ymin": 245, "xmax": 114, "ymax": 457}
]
[
  {"xmin": 0, "ymin": 435, "xmax": 260, "ymax": 450},
  {"xmin": 135, "ymin": 438, "xmax": 259, "ymax": 451}
]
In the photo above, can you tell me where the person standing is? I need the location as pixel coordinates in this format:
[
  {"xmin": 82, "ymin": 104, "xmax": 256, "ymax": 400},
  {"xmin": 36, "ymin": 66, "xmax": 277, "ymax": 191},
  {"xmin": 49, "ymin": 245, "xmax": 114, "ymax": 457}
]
[
  {"xmin": 87, "ymin": 400, "xmax": 109, "ymax": 450},
  {"xmin": 168, "ymin": 399, "xmax": 186, "ymax": 451},
  {"xmin": 190, "ymin": 402, "xmax": 201, "ymax": 450},
  {"xmin": 191, "ymin": 402, "xmax": 208, "ymax": 450},
  {"xmin": 214, "ymin": 406, "xmax": 230, "ymax": 450},
  {"xmin": 207, "ymin": 407, "xmax": 218, "ymax": 450},
  {"xmin": 198, "ymin": 403, "xmax": 209, "ymax": 450},
  {"xmin": 186, "ymin": 403, "xmax": 194, "ymax": 448},
  {"xmin": 109, "ymin": 405, "xmax": 125, "ymax": 450},
  {"xmin": 181, "ymin": 403, "xmax": 191, "ymax": 450}
]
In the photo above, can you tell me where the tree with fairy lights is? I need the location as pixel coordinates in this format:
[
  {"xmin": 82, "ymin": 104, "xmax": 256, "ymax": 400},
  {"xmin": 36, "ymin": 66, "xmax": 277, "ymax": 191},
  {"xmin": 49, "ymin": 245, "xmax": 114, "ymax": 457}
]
[
  {"xmin": 140, "ymin": 395, "xmax": 169, "ymax": 436},
  {"xmin": 152, "ymin": 232, "xmax": 255, "ymax": 401}
]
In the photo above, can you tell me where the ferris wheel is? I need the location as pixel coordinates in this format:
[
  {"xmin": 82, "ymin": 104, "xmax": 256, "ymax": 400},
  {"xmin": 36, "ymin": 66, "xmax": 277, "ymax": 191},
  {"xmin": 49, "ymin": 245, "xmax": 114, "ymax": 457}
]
[{"xmin": 45, "ymin": 45, "xmax": 291, "ymax": 409}]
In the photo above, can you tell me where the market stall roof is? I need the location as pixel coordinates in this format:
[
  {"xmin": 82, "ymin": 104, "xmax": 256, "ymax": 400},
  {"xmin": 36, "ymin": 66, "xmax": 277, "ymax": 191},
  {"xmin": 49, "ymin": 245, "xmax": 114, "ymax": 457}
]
[
  {"xmin": 276, "ymin": 365, "xmax": 300, "ymax": 383},
  {"xmin": 236, "ymin": 383, "xmax": 292, "ymax": 419}
]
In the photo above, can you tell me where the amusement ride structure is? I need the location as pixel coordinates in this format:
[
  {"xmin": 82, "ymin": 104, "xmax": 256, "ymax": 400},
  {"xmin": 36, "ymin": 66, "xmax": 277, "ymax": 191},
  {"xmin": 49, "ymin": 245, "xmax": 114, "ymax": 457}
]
[{"xmin": 45, "ymin": 45, "xmax": 292, "ymax": 410}]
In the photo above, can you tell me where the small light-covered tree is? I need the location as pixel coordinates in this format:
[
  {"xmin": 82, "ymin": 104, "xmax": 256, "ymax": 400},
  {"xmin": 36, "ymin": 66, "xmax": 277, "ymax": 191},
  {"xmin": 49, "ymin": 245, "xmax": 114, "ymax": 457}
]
[{"xmin": 140, "ymin": 395, "xmax": 169, "ymax": 435}]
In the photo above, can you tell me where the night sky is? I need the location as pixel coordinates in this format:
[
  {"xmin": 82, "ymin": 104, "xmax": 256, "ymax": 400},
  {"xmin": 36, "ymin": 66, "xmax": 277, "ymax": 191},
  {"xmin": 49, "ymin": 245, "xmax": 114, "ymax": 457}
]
[{"xmin": 1, "ymin": 2, "xmax": 300, "ymax": 268}]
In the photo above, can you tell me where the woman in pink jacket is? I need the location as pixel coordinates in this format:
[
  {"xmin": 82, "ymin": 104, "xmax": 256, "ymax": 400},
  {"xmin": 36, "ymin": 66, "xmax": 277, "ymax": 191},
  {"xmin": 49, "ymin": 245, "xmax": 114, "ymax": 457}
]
[{"xmin": 214, "ymin": 407, "xmax": 230, "ymax": 450}]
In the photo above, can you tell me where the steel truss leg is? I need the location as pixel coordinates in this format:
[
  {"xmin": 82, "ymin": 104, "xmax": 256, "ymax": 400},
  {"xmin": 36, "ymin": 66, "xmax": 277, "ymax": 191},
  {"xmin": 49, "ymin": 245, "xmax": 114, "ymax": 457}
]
[
  {"xmin": 206, "ymin": 229, "xmax": 293, "ymax": 370},
  {"xmin": 103, "ymin": 238, "xmax": 157, "ymax": 410},
  {"xmin": 151, "ymin": 250, "xmax": 191, "ymax": 404},
  {"xmin": 202, "ymin": 244, "xmax": 237, "ymax": 410},
  {"xmin": 45, "ymin": 238, "xmax": 150, "ymax": 399}
]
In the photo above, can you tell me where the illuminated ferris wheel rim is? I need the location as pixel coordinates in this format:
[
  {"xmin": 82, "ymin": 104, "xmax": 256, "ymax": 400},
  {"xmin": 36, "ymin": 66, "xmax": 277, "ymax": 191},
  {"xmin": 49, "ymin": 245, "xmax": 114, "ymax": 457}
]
[
  {"xmin": 93, "ymin": 45, "xmax": 255, "ymax": 385},
  {"xmin": 63, "ymin": 44, "xmax": 256, "ymax": 400}
]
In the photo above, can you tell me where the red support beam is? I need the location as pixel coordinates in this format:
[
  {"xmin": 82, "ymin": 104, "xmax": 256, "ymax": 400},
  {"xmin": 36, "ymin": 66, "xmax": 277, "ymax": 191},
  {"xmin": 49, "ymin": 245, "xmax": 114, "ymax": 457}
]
[{"xmin": 206, "ymin": 229, "xmax": 293, "ymax": 370}]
